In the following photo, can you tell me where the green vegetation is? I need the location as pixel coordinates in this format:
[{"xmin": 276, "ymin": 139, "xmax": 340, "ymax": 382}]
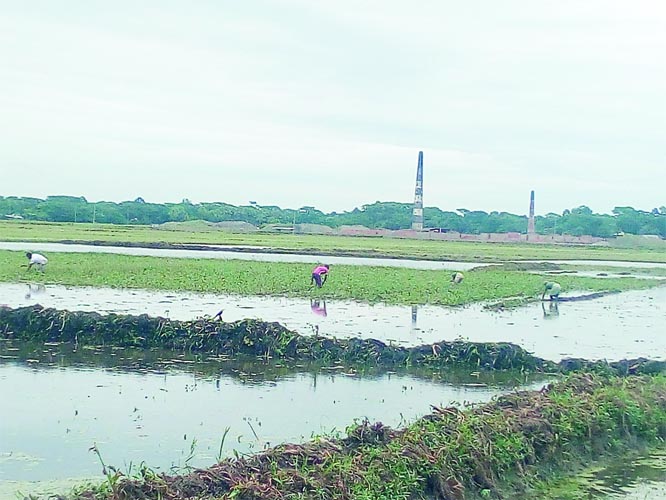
[
  {"xmin": 2, "ymin": 196, "xmax": 666, "ymax": 237},
  {"xmin": 5, "ymin": 304, "xmax": 664, "ymax": 376},
  {"xmin": 65, "ymin": 373, "xmax": 666, "ymax": 499},
  {"xmin": 0, "ymin": 250, "xmax": 656, "ymax": 306},
  {"xmin": 0, "ymin": 305, "xmax": 552, "ymax": 371},
  {"xmin": 3, "ymin": 220, "xmax": 666, "ymax": 263}
]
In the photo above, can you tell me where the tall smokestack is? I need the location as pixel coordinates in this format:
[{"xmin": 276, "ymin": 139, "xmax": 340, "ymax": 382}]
[
  {"xmin": 527, "ymin": 190, "xmax": 536, "ymax": 235},
  {"xmin": 412, "ymin": 151, "xmax": 424, "ymax": 231}
]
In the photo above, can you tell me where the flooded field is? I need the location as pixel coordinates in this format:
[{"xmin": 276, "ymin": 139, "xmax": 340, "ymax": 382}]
[
  {"xmin": 2, "ymin": 245, "xmax": 666, "ymax": 498},
  {"xmin": 0, "ymin": 342, "xmax": 546, "ymax": 496},
  {"xmin": 2, "ymin": 282, "xmax": 665, "ymax": 362},
  {"xmin": 0, "ymin": 241, "xmax": 483, "ymax": 270},
  {"xmin": 4, "ymin": 241, "xmax": 666, "ymax": 271}
]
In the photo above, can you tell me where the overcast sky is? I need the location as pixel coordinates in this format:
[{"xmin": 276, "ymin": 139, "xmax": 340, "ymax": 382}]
[{"xmin": 1, "ymin": 1, "xmax": 664, "ymax": 215}]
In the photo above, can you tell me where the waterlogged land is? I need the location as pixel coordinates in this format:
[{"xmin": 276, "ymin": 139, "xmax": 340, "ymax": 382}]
[
  {"xmin": 2, "ymin": 220, "xmax": 666, "ymax": 263},
  {"xmin": 63, "ymin": 374, "xmax": 666, "ymax": 500},
  {"xmin": 4, "ymin": 302, "xmax": 666, "ymax": 499},
  {"xmin": 0, "ymin": 250, "xmax": 657, "ymax": 306},
  {"xmin": 2, "ymin": 221, "xmax": 666, "ymax": 499},
  {"xmin": 529, "ymin": 448, "xmax": 666, "ymax": 499},
  {"xmin": 0, "ymin": 341, "xmax": 549, "ymax": 487},
  {"xmin": 5, "ymin": 283, "xmax": 666, "ymax": 362}
]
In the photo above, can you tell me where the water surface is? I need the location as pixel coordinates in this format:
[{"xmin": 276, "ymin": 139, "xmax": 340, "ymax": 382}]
[
  {"xmin": 0, "ymin": 242, "xmax": 482, "ymax": 270},
  {"xmin": 582, "ymin": 450, "xmax": 666, "ymax": 499},
  {"xmin": 2, "ymin": 283, "xmax": 665, "ymax": 362},
  {"xmin": 0, "ymin": 343, "xmax": 545, "ymax": 495},
  {"xmin": 4, "ymin": 241, "xmax": 666, "ymax": 270}
]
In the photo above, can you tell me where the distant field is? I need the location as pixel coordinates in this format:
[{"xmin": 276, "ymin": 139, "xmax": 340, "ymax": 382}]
[
  {"xmin": 1, "ymin": 220, "xmax": 666, "ymax": 263},
  {"xmin": 0, "ymin": 249, "xmax": 658, "ymax": 306}
]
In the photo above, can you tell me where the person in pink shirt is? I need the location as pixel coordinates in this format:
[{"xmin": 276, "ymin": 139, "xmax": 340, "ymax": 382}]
[{"xmin": 311, "ymin": 264, "xmax": 330, "ymax": 288}]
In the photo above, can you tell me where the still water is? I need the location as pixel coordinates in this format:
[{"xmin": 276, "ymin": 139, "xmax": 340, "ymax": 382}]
[
  {"xmin": 0, "ymin": 241, "xmax": 483, "ymax": 271},
  {"xmin": 2, "ymin": 283, "xmax": 665, "ymax": 362},
  {"xmin": 4, "ymin": 241, "xmax": 666, "ymax": 270},
  {"xmin": 579, "ymin": 450, "xmax": 666, "ymax": 499},
  {"xmin": 0, "ymin": 342, "xmax": 545, "ymax": 496},
  {"xmin": 1, "ymin": 251, "xmax": 665, "ymax": 497}
]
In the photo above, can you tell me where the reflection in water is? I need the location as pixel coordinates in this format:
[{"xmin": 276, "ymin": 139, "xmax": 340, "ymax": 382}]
[
  {"xmin": 512, "ymin": 449, "xmax": 666, "ymax": 499},
  {"xmin": 542, "ymin": 301, "xmax": 560, "ymax": 319},
  {"xmin": 581, "ymin": 449, "xmax": 666, "ymax": 499},
  {"xmin": 0, "ymin": 241, "xmax": 484, "ymax": 271},
  {"xmin": 0, "ymin": 341, "xmax": 548, "ymax": 489},
  {"xmin": 310, "ymin": 299, "xmax": 327, "ymax": 317},
  {"xmin": 24, "ymin": 283, "xmax": 46, "ymax": 300},
  {"xmin": 410, "ymin": 305, "xmax": 418, "ymax": 335},
  {"xmin": 2, "ymin": 283, "xmax": 666, "ymax": 362}
]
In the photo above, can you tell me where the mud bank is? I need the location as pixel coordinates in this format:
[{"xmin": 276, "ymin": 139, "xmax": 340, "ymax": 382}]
[
  {"xmin": 68, "ymin": 374, "xmax": 666, "ymax": 500},
  {"xmin": 2, "ymin": 305, "xmax": 665, "ymax": 378},
  {"xmin": 0, "ymin": 304, "xmax": 548, "ymax": 372},
  {"xmin": 0, "ymin": 342, "xmax": 548, "ymax": 485},
  {"xmin": 4, "ymin": 283, "xmax": 666, "ymax": 362}
]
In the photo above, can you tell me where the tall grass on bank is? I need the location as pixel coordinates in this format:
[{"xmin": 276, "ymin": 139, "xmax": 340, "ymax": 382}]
[
  {"xmin": 0, "ymin": 250, "xmax": 656, "ymax": 305},
  {"xmin": 68, "ymin": 374, "xmax": 666, "ymax": 500}
]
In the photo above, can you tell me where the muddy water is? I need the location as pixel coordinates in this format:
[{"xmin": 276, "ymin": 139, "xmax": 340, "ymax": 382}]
[
  {"xmin": 0, "ymin": 344, "xmax": 546, "ymax": 496},
  {"xmin": 2, "ymin": 283, "xmax": 665, "ymax": 362},
  {"xmin": 577, "ymin": 450, "xmax": 666, "ymax": 499},
  {"xmin": 0, "ymin": 241, "xmax": 483, "ymax": 270}
]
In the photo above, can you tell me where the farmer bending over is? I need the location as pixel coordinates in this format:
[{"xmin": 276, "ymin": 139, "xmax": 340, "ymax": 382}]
[
  {"xmin": 451, "ymin": 272, "xmax": 464, "ymax": 284},
  {"xmin": 542, "ymin": 281, "xmax": 561, "ymax": 301},
  {"xmin": 311, "ymin": 264, "xmax": 330, "ymax": 288},
  {"xmin": 26, "ymin": 252, "xmax": 48, "ymax": 272}
]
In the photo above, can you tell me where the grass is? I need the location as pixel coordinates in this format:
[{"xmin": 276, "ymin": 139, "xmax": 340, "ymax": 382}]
[
  {"xmin": 2, "ymin": 220, "xmax": 666, "ymax": 263},
  {"xmin": 66, "ymin": 373, "xmax": 666, "ymax": 500},
  {"xmin": 0, "ymin": 250, "xmax": 658, "ymax": 306}
]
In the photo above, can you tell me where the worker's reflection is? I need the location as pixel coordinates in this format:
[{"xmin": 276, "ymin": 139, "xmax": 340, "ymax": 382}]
[
  {"xmin": 25, "ymin": 283, "xmax": 46, "ymax": 300},
  {"xmin": 542, "ymin": 301, "xmax": 559, "ymax": 319},
  {"xmin": 410, "ymin": 305, "xmax": 418, "ymax": 334},
  {"xmin": 310, "ymin": 299, "xmax": 327, "ymax": 317}
]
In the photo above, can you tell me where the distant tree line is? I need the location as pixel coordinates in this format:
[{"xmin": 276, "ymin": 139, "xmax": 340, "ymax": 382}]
[{"xmin": 1, "ymin": 196, "xmax": 665, "ymax": 238}]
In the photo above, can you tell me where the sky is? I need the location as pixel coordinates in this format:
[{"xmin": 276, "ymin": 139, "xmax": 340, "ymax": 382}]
[{"xmin": 1, "ymin": 1, "xmax": 664, "ymax": 216}]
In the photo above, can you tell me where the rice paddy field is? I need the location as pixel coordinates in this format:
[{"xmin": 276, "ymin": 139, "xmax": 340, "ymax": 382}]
[
  {"xmin": 1, "ymin": 221, "xmax": 666, "ymax": 499},
  {"xmin": 0, "ymin": 249, "xmax": 658, "ymax": 307}
]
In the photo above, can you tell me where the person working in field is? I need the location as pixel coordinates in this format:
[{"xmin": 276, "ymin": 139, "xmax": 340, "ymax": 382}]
[
  {"xmin": 25, "ymin": 252, "xmax": 48, "ymax": 272},
  {"xmin": 542, "ymin": 281, "xmax": 562, "ymax": 301},
  {"xmin": 542, "ymin": 301, "xmax": 559, "ymax": 318},
  {"xmin": 311, "ymin": 264, "xmax": 330, "ymax": 288},
  {"xmin": 451, "ymin": 272, "xmax": 464, "ymax": 284}
]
